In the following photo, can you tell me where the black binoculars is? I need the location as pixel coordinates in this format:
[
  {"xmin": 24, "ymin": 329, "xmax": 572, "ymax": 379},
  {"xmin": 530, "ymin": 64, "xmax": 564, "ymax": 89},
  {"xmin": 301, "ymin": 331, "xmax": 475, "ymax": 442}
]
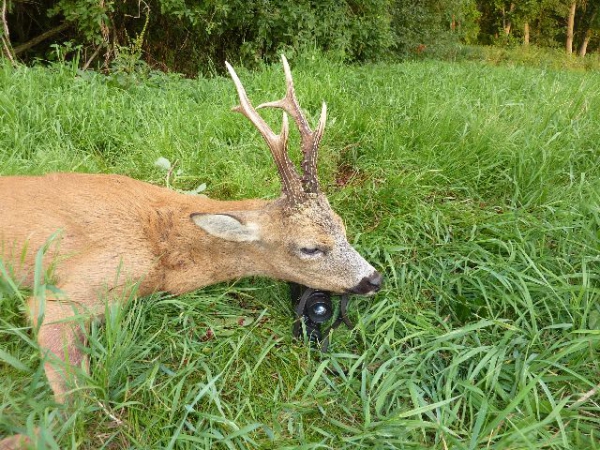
[{"xmin": 289, "ymin": 283, "xmax": 353, "ymax": 351}]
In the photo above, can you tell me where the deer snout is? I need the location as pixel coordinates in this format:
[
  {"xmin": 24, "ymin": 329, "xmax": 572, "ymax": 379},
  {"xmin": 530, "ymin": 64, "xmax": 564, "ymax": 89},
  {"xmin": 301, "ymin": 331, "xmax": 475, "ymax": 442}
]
[{"xmin": 349, "ymin": 271, "xmax": 383, "ymax": 296}]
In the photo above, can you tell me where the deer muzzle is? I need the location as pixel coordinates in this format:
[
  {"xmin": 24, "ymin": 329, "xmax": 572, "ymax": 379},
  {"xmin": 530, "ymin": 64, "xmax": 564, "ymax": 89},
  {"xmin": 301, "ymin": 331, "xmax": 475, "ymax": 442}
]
[{"xmin": 349, "ymin": 271, "xmax": 383, "ymax": 295}]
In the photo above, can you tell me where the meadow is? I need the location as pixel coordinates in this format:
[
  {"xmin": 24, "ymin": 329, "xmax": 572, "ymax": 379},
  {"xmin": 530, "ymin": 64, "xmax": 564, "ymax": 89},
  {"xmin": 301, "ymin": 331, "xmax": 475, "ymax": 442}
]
[{"xmin": 1, "ymin": 56, "xmax": 599, "ymax": 449}]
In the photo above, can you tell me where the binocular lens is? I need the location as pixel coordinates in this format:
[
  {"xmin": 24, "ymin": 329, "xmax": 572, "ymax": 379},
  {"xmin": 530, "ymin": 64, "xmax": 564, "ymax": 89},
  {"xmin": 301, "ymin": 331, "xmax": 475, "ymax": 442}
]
[
  {"xmin": 312, "ymin": 304, "xmax": 328, "ymax": 317},
  {"xmin": 307, "ymin": 295, "xmax": 333, "ymax": 323}
]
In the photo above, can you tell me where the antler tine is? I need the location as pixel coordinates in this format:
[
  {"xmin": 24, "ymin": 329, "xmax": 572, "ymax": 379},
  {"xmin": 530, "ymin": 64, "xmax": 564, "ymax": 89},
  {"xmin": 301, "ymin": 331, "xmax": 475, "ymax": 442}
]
[
  {"xmin": 257, "ymin": 55, "xmax": 326, "ymax": 194},
  {"xmin": 302, "ymin": 102, "xmax": 326, "ymax": 193},
  {"xmin": 225, "ymin": 61, "xmax": 304, "ymax": 202}
]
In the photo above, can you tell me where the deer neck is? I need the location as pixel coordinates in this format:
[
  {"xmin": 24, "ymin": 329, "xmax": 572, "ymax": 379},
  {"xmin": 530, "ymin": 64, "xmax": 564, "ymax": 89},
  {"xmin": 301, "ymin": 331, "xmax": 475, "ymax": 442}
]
[{"xmin": 144, "ymin": 195, "xmax": 275, "ymax": 294}]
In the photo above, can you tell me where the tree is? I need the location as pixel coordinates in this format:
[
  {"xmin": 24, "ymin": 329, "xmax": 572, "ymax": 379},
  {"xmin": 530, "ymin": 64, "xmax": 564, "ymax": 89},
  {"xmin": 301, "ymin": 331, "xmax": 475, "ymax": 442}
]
[
  {"xmin": 577, "ymin": 0, "xmax": 599, "ymax": 56},
  {"xmin": 501, "ymin": 2, "xmax": 515, "ymax": 37},
  {"xmin": 566, "ymin": 0, "xmax": 577, "ymax": 54},
  {"xmin": 486, "ymin": 0, "xmax": 517, "ymax": 41},
  {"xmin": 1, "ymin": 0, "xmax": 15, "ymax": 64},
  {"xmin": 516, "ymin": 0, "xmax": 544, "ymax": 45}
]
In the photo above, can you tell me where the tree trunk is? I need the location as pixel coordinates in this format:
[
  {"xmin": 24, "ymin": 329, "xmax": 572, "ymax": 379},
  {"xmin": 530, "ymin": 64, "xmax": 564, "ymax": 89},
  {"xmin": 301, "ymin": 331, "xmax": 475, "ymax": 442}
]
[
  {"xmin": 524, "ymin": 21, "xmax": 530, "ymax": 45},
  {"xmin": 13, "ymin": 22, "xmax": 71, "ymax": 55},
  {"xmin": 502, "ymin": 3, "xmax": 515, "ymax": 37},
  {"xmin": 502, "ymin": 3, "xmax": 516, "ymax": 37},
  {"xmin": 566, "ymin": 1, "xmax": 577, "ymax": 55},
  {"xmin": 578, "ymin": 29, "xmax": 591, "ymax": 57},
  {"xmin": 577, "ymin": 6, "xmax": 597, "ymax": 57},
  {"xmin": 1, "ymin": 0, "xmax": 15, "ymax": 65}
]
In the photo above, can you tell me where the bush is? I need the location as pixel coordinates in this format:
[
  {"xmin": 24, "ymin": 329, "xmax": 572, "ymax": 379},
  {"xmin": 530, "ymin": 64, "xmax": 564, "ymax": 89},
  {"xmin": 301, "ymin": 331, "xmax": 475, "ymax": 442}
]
[{"xmin": 9, "ymin": 0, "xmax": 393, "ymax": 75}]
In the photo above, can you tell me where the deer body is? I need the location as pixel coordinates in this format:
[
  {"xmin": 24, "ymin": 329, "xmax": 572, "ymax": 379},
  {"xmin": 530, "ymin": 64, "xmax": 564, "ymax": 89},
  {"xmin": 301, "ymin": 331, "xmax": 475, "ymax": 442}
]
[
  {"xmin": 2, "ymin": 172, "xmax": 269, "ymax": 299},
  {"xmin": 0, "ymin": 57, "xmax": 381, "ymax": 448}
]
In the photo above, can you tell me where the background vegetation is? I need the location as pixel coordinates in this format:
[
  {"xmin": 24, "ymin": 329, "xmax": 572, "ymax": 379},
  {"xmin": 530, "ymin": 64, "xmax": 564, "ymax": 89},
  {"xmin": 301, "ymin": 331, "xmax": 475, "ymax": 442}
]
[
  {"xmin": 1, "ymin": 0, "xmax": 599, "ymax": 447},
  {"xmin": 1, "ymin": 55, "xmax": 599, "ymax": 448},
  {"xmin": 1, "ymin": 0, "xmax": 599, "ymax": 74}
]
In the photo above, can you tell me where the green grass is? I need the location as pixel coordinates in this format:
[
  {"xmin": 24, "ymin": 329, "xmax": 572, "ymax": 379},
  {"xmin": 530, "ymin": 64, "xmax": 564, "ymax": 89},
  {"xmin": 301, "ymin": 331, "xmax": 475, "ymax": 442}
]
[
  {"xmin": 1, "ymin": 56, "xmax": 600, "ymax": 448},
  {"xmin": 446, "ymin": 45, "xmax": 600, "ymax": 73}
]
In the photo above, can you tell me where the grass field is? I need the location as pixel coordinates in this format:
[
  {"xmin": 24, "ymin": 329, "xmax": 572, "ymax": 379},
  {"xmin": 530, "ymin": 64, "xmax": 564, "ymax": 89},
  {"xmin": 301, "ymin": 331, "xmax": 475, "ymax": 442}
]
[{"xmin": 1, "ymin": 56, "xmax": 600, "ymax": 449}]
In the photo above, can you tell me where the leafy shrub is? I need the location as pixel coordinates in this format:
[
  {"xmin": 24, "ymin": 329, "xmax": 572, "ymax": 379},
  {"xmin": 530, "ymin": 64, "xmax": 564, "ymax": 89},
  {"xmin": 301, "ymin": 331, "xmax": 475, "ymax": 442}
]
[{"xmin": 9, "ymin": 0, "xmax": 393, "ymax": 75}]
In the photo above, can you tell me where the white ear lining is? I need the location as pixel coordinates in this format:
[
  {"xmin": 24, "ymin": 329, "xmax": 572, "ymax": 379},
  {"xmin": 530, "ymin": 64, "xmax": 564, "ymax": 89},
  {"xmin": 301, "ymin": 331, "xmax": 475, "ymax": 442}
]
[{"xmin": 191, "ymin": 213, "xmax": 261, "ymax": 242}]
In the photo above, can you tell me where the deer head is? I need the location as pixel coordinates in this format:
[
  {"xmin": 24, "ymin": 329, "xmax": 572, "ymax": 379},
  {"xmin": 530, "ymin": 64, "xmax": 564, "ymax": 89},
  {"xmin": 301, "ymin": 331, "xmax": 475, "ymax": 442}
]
[{"xmin": 192, "ymin": 56, "xmax": 382, "ymax": 295}]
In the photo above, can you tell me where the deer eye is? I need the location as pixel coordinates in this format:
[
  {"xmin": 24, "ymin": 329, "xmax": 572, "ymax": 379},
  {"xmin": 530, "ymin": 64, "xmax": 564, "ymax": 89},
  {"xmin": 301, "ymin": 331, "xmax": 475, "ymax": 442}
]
[{"xmin": 300, "ymin": 247, "xmax": 324, "ymax": 257}]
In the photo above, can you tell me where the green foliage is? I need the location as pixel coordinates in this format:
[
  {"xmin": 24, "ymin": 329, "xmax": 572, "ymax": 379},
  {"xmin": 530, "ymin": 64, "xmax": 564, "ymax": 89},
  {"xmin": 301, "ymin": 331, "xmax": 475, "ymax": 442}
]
[
  {"xmin": 110, "ymin": 10, "xmax": 151, "ymax": 76},
  {"xmin": 1, "ymin": 58, "xmax": 600, "ymax": 448},
  {"xmin": 3, "ymin": 0, "xmax": 600, "ymax": 72},
  {"xmin": 8, "ymin": 0, "xmax": 393, "ymax": 74},
  {"xmin": 391, "ymin": 0, "xmax": 480, "ymax": 56},
  {"xmin": 476, "ymin": 0, "xmax": 600, "ymax": 52},
  {"xmin": 49, "ymin": 0, "xmax": 113, "ymax": 44}
]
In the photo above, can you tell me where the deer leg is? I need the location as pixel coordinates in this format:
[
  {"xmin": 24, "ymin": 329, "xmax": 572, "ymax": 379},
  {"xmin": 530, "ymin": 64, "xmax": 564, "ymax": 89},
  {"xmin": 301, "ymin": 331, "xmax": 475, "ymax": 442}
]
[
  {"xmin": 0, "ymin": 434, "xmax": 34, "ymax": 450},
  {"xmin": 0, "ymin": 293, "xmax": 87, "ymax": 449},
  {"xmin": 27, "ymin": 291, "xmax": 90, "ymax": 404}
]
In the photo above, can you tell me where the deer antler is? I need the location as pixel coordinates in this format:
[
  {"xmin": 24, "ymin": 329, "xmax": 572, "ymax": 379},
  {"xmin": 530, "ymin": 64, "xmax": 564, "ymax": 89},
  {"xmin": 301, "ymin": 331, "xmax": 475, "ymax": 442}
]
[
  {"xmin": 257, "ymin": 55, "xmax": 326, "ymax": 194},
  {"xmin": 226, "ymin": 61, "xmax": 305, "ymax": 203}
]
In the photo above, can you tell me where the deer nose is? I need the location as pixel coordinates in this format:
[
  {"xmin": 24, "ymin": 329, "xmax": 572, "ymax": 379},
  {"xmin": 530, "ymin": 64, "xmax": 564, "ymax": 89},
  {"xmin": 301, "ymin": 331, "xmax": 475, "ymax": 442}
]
[
  {"xmin": 350, "ymin": 271, "xmax": 383, "ymax": 295},
  {"xmin": 366, "ymin": 271, "xmax": 383, "ymax": 291}
]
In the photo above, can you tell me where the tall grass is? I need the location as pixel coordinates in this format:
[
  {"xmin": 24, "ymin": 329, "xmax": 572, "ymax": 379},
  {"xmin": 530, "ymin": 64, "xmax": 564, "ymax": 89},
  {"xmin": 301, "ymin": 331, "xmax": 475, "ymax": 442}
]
[
  {"xmin": 1, "ymin": 57, "xmax": 599, "ymax": 448},
  {"xmin": 434, "ymin": 45, "xmax": 600, "ymax": 72}
]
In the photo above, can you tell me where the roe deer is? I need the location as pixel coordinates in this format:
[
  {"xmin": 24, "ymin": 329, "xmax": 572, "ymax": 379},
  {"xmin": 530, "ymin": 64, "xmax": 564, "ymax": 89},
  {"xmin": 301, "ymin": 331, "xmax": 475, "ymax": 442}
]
[{"xmin": 0, "ymin": 56, "xmax": 382, "ymax": 448}]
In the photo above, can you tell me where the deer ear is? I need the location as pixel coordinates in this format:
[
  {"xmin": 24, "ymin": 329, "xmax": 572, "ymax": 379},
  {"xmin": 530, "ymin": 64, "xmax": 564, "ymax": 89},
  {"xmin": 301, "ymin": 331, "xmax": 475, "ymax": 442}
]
[{"xmin": 191, "ymin": 213, "xmax": 261, "ymax": 242}]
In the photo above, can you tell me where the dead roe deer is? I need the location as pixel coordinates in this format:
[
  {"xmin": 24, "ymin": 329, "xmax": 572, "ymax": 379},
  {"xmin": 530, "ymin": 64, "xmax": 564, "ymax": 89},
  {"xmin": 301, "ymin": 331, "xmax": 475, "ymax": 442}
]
[{"xmin": 0, "ymin": 55, "xmax": 382, "ymax": 448}]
